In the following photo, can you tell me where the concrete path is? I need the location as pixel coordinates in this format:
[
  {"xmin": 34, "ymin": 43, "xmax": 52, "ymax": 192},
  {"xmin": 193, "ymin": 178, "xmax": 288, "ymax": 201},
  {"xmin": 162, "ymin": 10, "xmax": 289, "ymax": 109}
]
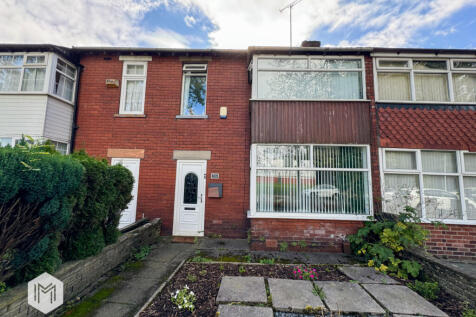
[{"xmin": 217, "ymin": 266, "xmax": 448, "ymax": 317}]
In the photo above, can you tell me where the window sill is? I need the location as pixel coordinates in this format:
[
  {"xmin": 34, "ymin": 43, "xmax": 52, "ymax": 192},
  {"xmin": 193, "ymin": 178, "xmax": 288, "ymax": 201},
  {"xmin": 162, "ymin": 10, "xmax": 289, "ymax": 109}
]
[
  {"xmin": 175, "ymin": 115, "xmax": 208, "ymax": 119},
  {"xmin": 376, "ymin": 100, "xmax": 476, "ymax": 105},
  {"xmin": 114, "ymin": 114, "xmax": 147, "ymax": 118},
  {"xmin": 247, "ymin": 210, "xmax": 371, "ymax": 221}
]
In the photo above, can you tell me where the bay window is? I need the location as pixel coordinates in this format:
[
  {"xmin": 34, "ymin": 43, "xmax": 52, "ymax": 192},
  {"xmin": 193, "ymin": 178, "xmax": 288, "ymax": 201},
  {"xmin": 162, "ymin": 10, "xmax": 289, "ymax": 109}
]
[
  {"xmin": 54, "ymin": 58, "xmax": 76, "ymax": 102},
  {"xmin": 250, "ymin": 144, "xmax": 372, "ymax": 218},
  {"xmin": 253, "ymin": 56, "xmax": 365, "ymax": 100},
  {"xmin": 376, "ymin": 57, "xmax": 476, "ymax": 103},
  {"xmin": 381, "ymin": 149, "xmax": 476, "ymax": 223},
  {"xmin": 119, "ymin": 61, "xmax": 147, "ymax": 114},
  {"xmin": 0, "ymin": 54, "xmax": 46, "ymax": 92}
]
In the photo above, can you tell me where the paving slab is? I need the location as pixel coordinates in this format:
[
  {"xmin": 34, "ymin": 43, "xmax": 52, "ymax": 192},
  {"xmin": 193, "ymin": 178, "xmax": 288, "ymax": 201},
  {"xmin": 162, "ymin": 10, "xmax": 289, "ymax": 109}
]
[
  {"xmin": 216, "ymin": 276, "xmax": 267, "ymax": 304},
  {"xmin": 362, "ymin": 284, "xmax": 448, "ymax": 317},
  {"xmin": 217, "ymin": 304, "xmax": 274, "ymax": 317},
  {"xmin": 315, "ymin": 281, "xmax": 385, "ymax": 315},
  {"xmin": 91, "ymin": 302, "xmax": 135, "ymax": 317},
  {"xmin": 339, "ymin": 266, "xmax": 400, "ymax": 284},
  {"xmin": 268, "ymin": 278, "xmax": 325, "ymax": 312}
]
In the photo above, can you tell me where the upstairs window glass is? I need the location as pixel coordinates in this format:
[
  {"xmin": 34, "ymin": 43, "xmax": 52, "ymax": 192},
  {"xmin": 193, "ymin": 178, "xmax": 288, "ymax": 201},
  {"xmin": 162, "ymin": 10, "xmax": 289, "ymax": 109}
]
[
  {"xmin": 54, "ymin": 59, "xmax": 76, "ymax": 101},
  {"xmin": 0, "ymin": 54, "xmax": 46, "ymax": 92},
  {"xmin": 120, "ymin": 61, "xmax": 147, "ymax": 114},
  {"xmin": 377, "ymin": 58, "xmax": 476, "ymax": 103},
  {"xmin": 255, "ymin": 56, "xmax": 364, "ymax": 100},
  {"xmin": 181, "ymin": 64, "xmax": 207, "ymax": 116}
]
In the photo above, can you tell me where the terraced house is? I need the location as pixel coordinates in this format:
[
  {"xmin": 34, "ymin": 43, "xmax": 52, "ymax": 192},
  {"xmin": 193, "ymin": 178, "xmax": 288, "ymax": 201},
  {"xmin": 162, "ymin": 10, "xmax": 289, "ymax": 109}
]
[{"xmin": 1, "ymin": 43, "xmax": 475, "ymax": 260}]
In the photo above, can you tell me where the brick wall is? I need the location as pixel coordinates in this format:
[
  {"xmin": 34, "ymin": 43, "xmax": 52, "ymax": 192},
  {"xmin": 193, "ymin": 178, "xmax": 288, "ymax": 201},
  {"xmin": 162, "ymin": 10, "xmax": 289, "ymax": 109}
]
[
  {"xmin": 250, "ymin": 218, "xmax": 363, "ymax": 252},
  {"xmin": 422, "ymin": 223, "xmax": 476, "ymax": 261},
  {"xmin": 74, "ymin": 54, "xmax": 250, "ymax": 237}
]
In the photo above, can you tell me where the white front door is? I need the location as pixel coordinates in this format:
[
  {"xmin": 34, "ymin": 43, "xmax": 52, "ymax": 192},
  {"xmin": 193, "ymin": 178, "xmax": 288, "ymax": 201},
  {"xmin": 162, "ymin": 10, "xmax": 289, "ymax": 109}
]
[
  {"xmin": 173, "ymin": 160, "xmax": 206, "ymax": 236},
  {"xmin": 111, "ymin": 158, "xmax": 140, "ymax": 229}
]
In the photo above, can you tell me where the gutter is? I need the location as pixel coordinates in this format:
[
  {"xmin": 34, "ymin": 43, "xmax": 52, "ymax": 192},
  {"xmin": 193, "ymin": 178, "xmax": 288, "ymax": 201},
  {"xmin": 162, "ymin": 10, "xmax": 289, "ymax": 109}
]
[{"xmin": 69, "ymin": 64, "xmax": 84, "ymax": 153}]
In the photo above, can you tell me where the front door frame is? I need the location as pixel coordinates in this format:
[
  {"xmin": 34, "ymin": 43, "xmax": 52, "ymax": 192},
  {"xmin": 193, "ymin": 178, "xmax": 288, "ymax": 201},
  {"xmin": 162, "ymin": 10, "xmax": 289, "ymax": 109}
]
[
  {"xmin": 173, "ymin": 160, "xmax": 207, "ymax": 236},
  {"xmin": 111, "ymin": 157, "xmax": 140, "ymax": 228}
]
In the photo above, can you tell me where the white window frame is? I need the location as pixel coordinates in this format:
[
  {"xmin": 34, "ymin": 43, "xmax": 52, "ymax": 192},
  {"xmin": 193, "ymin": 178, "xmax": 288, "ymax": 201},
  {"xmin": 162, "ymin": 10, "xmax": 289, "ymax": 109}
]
[
  {"xmin": 251, "ymin": 55, "xmax": 367, "ymax": 101},
  {"xmin": 0, "ymin": 52, "xmax": 48, "ymax": 94},
  {"xmin": 119, "ymin": 61, "xmax": 148, "ymax": 115},
  {"xmin": 380, "ymin": 148, "xmax": 476, "ymax": 225},
  {"xmin": 179, "ymin": 64, "xmax": 208, "ymax": 117},
  {"xmin": 374, "ymin": 55, "xmax": 476, "ymax": 104},
  {"xmin": 248, "ymin": 143, "xmax": 373, "ymax": 220},
  {"xmin": 49, "ymin": 140, "xmax": 69, "ymax": 155}
]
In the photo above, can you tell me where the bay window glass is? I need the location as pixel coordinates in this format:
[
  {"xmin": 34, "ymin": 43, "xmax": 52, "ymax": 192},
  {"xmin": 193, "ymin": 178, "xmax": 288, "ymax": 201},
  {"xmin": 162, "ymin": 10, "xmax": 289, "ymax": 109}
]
[
  {"xmin": 378, "ymin": 60, "xmax": 409, "ymax": 68},
  {"xmin": 0, "ymin": 68, "xmax": 21, "ymax": 91},
  {"xmin": 120, "ymin": 61, "xmax": 147, "ymax": 114},
  {"xmin": 414, "ymin": 73, "xmax": 449, "ymax": 101},
  {"xmin": 0, "ymin": 137, "xmax": 13, "ymax": 147},
  {"xmin": 382, "ymin": 149, "xmax": 476, "ymax": 222},
  {"xmin": 377, "ymin": 73, "xmax": 411, "ymax": 101},
  {"xmin": 452, "ymin": 74, "xmax": 476, "ymax": 102},
  {"xmin": 21, "ymin": 68, "xmax": 45, "ymax": 91},
  {"xmin": 0, "ymin": 55, "xmax": 23, "ymax": 66},
  {"xmin": 54, "ymin": 59, "xmax": 76, "ymax": 101},
  {"xmin": 255, "ymin": 57, "xmax": 364, "ymax": 100},
  {"xmin": 253, "ymin": 145, "xmax": 371, "ymax": 216}
]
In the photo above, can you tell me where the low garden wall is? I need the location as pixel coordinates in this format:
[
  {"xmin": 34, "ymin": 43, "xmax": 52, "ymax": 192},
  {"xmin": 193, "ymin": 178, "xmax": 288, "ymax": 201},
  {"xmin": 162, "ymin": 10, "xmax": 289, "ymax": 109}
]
[
  {"xmin": 406, "ymin": 247, "xmax": 476, "ymax": 307},
  {"xmin": 0, "ymin": 218, "xmax": 161, "ymax": 317}
]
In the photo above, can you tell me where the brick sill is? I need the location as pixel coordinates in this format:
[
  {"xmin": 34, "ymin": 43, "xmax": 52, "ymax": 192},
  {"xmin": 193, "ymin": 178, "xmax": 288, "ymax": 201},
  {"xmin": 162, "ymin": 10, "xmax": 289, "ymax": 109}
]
[
  {"xmin": 114, "ymin": 114, "xmax": 147, "ymax": 118},
  {"xmin": 175, "ymin": 115, "xmax": 209, "ymax": 119}
]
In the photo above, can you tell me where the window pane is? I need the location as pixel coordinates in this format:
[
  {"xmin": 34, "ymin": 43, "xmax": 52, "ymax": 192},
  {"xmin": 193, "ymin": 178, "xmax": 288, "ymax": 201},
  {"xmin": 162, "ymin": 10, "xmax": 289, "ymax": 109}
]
[
  {"xmin": 183, "ymin": 173, "xmax": 198, "ymax": 204},
  {"xmin": 257, "ymin": 71, "xmax": 363, "ymax": 100},
  {"xmin": 464, "ymin": 153, "xmax": 476, "ymax": 172},
  {"xmin": 384, "ymin": 174, "xmax": 421, "ymax": 216},
  {"xmin": 422, "ymin": 151, "xmax": 457, "ymax": 173},
  {"xmin": 310, "ymin": 59, "xmax": 361, "ymax": 69},
  {"xmin": 385, "ymin": 151, "xmax": 416, "ymax": 170},
  {"xmin": 0, "ymin": 68, "xmax": 21, "ymax": 91},
  {"xmin": 257, "ymin": 145, "xmax": 310, "ymax": 168},
  {"xmin": 54, "ymin": 72, "xmax": 74, "ymax": 101},
  {"xmin": 453, "ymin": 60, "xmax": 476, "ymax": 69},
  {"xmin": 56, "ymin": 59, "xmax": 66, "ymax": 72},
  {"xmin": 314, "ymin": 146, "xmax": 367, "ymax": 168},
  {"xmin": 414, "ymin": 60, "xmax": 447, "ymax": 70},
  {"xmin": 378, "ymin": 60, "xmax": 409, "ymax": 68},
  {"xmin": 452, "ymin": 73, "xmax": 476, "ymax": 102},
  {"xmin": 124, "ymin": 80, "xmax": 144, "ymax": 112},
  {"xmin": 66, "ymin": 64, "xmax": 76, "ymax": 78},
  {"xmin": 377, "ymin": 72, "xmax": 411, "ymax": 100},
  {"xmin": 126, "ymin": 64, "xmax": 145, "ymax": 75},
  {"xmin": 52, "ymin": 141, "xmax": 68, "ymax": 155},
  {"xmin": 464, "ymin": 176, "xmax": 476, "ymax": 220},
  {"xmin": 26, "ymin": 56, "xmax": 45, "ymax": 64},
  {"xmin": 414, "ymin": 73, "xmax": 449, "ymax": 101},
  {"xmin": 21, "ymin": 68, "xmax": 46, "ymax": 91},
  {"xmin": 0, "ymin": 55, "xmax": 23, "ymax": 66},
  {"xmin": 0, "ymin": 137, "xmax": 13, "ymax": 147},
  {"xmin": 182, "ymin": 75, "xmax": 206, "ymax": 116},
  {"xmin": 256, "ymin": 170, "xmax": 369, "ymax": 214},
  {"xmin": 424, "ymin": 175, "xmax": 462, "ymax": 219},
  {"xmin": 258, "ymin": 58, "xmax": 308, "ymax": 69}
]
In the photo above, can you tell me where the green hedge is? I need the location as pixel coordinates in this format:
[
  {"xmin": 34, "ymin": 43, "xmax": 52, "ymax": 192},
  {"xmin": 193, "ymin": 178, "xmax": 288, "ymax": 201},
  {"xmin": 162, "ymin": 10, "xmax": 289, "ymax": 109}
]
[
  {"xmin": 0, "ymin": 146, "xmax": 83, "ymax": 282},
  {"xmin": 61, "ymin": 151, "xmax": 133, "ymax": 260}
]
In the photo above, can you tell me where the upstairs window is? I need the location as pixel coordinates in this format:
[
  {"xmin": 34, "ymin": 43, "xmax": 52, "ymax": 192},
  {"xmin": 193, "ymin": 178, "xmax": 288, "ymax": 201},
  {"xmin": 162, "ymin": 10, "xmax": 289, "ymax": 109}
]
[
  {"xmin": 120, "ymin": 62, "xmax": 147, "ymax": 114},
  {"xmin": 0, "ymin": 54, "xmax": 46, "ymax": 92},
  {"xmin": 180, "ymin": 64, "xmax": 207, "ymax": 116},
  {"xmin": 253, "ymin": 56, "xmax": 365, "ymax": 100},
  {"xmin": 376, "ymin": 58, "xmax": 476, "ymax": 103},
  {"xmin": 54, "ymin": 58, "xmax": 77, "ymax": 102}
]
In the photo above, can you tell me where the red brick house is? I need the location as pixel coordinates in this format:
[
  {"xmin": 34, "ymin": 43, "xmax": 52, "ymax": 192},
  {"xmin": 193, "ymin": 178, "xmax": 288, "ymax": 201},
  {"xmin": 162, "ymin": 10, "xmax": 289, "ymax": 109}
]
[{"xmin": 6, "ymin": 44, "xmax": 471, "ymax": 260}]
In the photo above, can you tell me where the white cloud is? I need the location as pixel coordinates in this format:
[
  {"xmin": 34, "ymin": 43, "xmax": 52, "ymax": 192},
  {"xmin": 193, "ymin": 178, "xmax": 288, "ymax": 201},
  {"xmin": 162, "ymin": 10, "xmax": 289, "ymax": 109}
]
[
  {"xmin": 184, "ymin": 15, "xmax": 197, "ymax": 27},
  {"xmin": 0, "ymin": 0, "xmax": 188, "ymax": 47}
]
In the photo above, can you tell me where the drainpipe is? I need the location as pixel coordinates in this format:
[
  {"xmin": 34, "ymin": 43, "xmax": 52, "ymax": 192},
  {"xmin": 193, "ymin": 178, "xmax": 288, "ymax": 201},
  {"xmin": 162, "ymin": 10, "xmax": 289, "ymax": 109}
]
[{"xmin": 69, "ymin": 64, "xmax": 83, "ymax": 153}]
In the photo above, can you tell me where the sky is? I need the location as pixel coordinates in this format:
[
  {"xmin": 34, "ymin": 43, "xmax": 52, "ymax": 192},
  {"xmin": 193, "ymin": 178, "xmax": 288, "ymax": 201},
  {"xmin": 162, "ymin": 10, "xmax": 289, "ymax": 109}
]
[{"xmin": 1, "ymin": 0, "xmax": 476, "ymax": 49}]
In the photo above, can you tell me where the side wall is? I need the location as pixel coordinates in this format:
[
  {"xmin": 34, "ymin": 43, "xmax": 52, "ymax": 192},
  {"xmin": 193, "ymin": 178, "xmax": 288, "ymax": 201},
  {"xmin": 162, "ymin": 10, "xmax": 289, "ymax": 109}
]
[
  {"xmin": 44, "ymin": 96, "xmax": 74, "ymax": 144},
  {"xmin": 0, "ymin": 94, "xmax": 47, "ymax": 138},
  {"xmin": 74, "ymin": 54, "xmax": 250, "ymax": 237}
]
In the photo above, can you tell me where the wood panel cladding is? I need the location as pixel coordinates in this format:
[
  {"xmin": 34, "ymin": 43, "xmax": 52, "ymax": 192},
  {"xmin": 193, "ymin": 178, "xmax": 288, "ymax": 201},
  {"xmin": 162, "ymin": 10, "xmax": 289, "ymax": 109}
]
[{"xmin": 251, "ymin": 100, "xmax": 371, "ymax": 144}]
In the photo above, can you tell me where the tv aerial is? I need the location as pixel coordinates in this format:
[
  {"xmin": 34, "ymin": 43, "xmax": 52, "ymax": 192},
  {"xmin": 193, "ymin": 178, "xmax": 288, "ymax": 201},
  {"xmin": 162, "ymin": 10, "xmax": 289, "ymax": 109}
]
[{"xmin": 280, "ymin": 0, "xmax": 305, "ymax": 48}]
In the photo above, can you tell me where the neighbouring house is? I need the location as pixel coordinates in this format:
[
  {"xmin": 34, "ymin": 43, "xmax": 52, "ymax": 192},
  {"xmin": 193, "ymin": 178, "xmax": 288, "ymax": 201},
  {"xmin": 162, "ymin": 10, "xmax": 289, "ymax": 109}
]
[
  {"xmin": 1, "ymin": 43, "xmax": 475, "ymax": 260},
  {"xmin": 0, "ymin": 44, "xmax": 79, "ymax": 154}
]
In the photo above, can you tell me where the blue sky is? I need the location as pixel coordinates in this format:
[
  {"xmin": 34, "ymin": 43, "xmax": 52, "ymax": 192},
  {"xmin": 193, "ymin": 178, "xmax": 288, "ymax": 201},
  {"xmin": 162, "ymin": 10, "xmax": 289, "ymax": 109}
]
[{"xmin": 2, "ymin": 0, "xmax": 476, "ymax": 49}]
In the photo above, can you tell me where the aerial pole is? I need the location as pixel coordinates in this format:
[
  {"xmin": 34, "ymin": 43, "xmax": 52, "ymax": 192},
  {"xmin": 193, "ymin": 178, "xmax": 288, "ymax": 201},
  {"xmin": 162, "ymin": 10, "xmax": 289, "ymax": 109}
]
[{"xmin": 280, "ymin": 0, "xmax": 304, "ymax": 48}]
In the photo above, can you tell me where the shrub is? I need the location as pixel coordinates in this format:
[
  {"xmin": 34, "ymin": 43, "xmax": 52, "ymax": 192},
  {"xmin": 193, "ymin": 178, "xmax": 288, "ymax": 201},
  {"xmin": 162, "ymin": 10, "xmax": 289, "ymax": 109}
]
[
  {"xmin": 61, "ymin": 151, "xmax": 133, "ymax": 260},
  {"xmin": 0, "ymin": 146, "xmax": 83, "ymax": 282},
  {"xmin": 408, "ymin": 280, "xmax": 439, "ymax": 300},
  {"xmin": 348, "ymin": 206, "xmax": 428, "ymax": 279}
]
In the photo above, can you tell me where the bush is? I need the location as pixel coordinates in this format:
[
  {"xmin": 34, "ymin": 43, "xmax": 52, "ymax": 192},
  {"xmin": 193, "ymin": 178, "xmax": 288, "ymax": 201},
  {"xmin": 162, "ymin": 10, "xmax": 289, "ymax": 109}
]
[
  {"xmin": 348, "ymin": 206, "xmax": 428, "ymax": 279},
  {"xmin": 61, "ymin": 151, "xmax": 133, "ymax": 260},
  {"xmin": 408, "ymin": 280, "xmax": 439, "ymax": 300},
  {"xmin": 0, "ymin": 146, "xmax": 83, "ymax": 283}
]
